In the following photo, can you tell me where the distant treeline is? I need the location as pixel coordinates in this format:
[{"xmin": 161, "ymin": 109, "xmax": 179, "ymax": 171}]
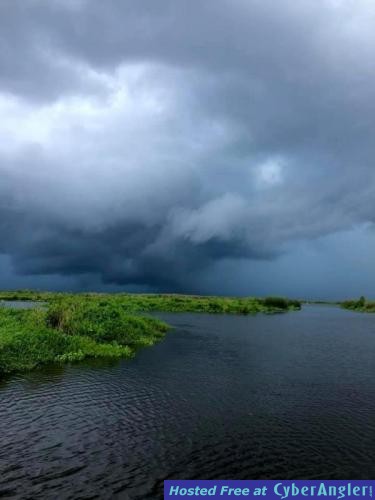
[{"xmin": 341, "ymin": 296, "xmax": 375, "ymax": 313}]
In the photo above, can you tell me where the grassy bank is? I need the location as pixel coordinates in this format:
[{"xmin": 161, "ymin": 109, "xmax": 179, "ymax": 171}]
[
  {"xmin": 0, "ymin": 290, "xmax": 57, "ymax": 301},
  {"xmin": 341, "ymin": 296, "xmax": 375, "ymax": 313},
  {"xmin": 0, "ymin": 300, "xmax": 168, "ymax": 375},
  {"xmin": 0, "ymin": 292, "xmax": 301, "ymax": 375},
  {"xmin": 0, "ymin": 290, "xmax": 301, "ymax": 313}
]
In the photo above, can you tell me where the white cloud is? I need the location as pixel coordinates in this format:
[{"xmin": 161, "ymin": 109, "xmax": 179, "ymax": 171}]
[{"xmin": 255, "ymin": 158, "xmax": 284, "ymax": 188}]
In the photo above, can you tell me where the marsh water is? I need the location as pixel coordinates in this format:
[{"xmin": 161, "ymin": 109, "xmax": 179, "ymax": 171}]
[
  {"xmin": 0, "ymin": 300, "xmax": 44, "ymax": 309},
  {"xmin": 1, "ymin": 305, "xmax": 375, "ymax": 499}
]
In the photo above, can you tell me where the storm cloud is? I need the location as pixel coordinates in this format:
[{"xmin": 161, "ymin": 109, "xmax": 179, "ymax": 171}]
[{"xmin": 1, "ymin": 0, "xmax": 375, "ymax": 297}]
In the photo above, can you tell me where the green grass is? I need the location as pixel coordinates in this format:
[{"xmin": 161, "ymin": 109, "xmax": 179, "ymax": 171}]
[
  {"xmin": 341, "ymin": 296, "xmax": 375, "ymax": 313},
  {"xmin": 0, "ymin": 291, "xmax": 301, "ymax": 375},
  {"xmin": 46, "ymin": 298, "xmax": 168, "ymax": 347},
  {"xmin": 0, "ymin": 290, "xmax": 301, "ymax": 314},
  {"xmin": 0, "ymin": 289, "xmax": 56, "ymax": 301},
  {"xmin": 0, "ymin": 300, "xmax": 168, "ymax": 375}
]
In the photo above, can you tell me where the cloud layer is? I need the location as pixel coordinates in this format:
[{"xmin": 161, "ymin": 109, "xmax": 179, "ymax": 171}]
[{"xmin": 1, "ymin": 0, "xmax": 375, "ymax": 295}]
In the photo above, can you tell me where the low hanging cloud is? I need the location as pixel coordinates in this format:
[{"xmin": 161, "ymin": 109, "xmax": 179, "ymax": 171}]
[{"xmin": 1, "ymin": 0, "xmax": 375, "ymax": 292}]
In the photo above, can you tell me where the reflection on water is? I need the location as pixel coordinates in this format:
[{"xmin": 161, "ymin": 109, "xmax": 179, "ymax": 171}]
[
  {"xmin": 1, "ymin": 305, "xmax": 375, "ymax": 499},
  {"xmin": 0, "ymin": 300, "xmax": 45, "ymax": 309}
]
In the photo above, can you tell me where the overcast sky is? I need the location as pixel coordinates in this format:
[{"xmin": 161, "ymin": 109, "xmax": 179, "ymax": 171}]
[{"xmin": 1, "ymin": 0, "xmax": 375, "ymax": 299}]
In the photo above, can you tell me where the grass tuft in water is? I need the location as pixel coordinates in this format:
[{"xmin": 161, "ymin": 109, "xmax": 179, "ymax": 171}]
[{"xmin": 0, "ymin": 301, "xmax": 167, "ymax": 375}]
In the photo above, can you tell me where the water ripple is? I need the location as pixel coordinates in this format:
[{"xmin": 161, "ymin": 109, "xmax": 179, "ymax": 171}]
[{"xmin": 1, "ymin": 306, "xmax": 375, "ymax": 498}]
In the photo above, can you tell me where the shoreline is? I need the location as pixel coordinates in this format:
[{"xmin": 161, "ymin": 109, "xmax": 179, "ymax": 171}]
[{"xmin": 0, "ymin": 291, "xmax": 301, "ymax": 376}]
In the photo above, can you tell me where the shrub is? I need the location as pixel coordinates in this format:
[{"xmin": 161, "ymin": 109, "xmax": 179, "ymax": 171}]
[{"xmin": 263, "ymin": 297, "xmax": 289, "ymax": 309}]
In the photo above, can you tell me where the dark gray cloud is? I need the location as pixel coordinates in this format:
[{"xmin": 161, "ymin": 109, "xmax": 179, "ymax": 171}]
[{"xmin": 1, "ymin": 0, "xmax": 375, "ymax": 297}]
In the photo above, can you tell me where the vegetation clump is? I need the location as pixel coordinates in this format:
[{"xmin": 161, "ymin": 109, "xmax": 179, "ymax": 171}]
[
  {"xmin": 119, "ymin": 293, "xmax": 301, "ymax": 314},
  {"xmin": 0, "ymin": 291, "xmax": 301, "ymax": 375},
  {"xmin": 0, "ymin": 290, "xmax": 301, "ymax": 314},
  {"xmin": 46, "ymin": 298, "xmax": 168, "ymax": 347},
  {"xmin": 262, "ymin": 296, "xmax": 300, "ymax": 310},
  {"xmin": 342, "ymin": 296, "xmax": 375, "ymax": 313},
  {"xmin": 0, "ymin": 299, "xmax": 168, "ymax": 375},
  {"xmin": 0, "ymin": 289, "xmax": 56, "ymax": 302}
]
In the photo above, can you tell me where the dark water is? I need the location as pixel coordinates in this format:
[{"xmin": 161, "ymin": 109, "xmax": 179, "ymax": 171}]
[{"xmin": 1, "ymin": 305, "xmax": 375, "ymax": 499}]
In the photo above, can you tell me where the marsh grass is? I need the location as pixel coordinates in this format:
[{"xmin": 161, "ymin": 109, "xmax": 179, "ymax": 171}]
[
  {"xmin": 342, "ymin": 296, "xmax": 375, "ymax": 313},
  {"xmin": 0, "ymin": 301, "xmax": 167, "ymax": 375},
  {"xmin": 0, "ymin": 290, "xmax": 301, "ymax": 313},
  {"xmin": 0, "ymin": 291, "xmax": 301, "ymax": 374}
]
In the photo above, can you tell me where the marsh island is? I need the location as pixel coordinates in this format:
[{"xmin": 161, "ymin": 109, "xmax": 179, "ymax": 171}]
[{"xmin": 0, "ymin": 291, "xmax": 300, "ymax": 375}]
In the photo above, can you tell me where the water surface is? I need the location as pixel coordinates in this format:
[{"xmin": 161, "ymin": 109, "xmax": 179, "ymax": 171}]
[
  {"xmin": 1, "ymin": 305, "xmax": 375, "ymax": 499},
  {"xmin": 0, "ymin": 300, "xmax": 44, "ymax": 309}
]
